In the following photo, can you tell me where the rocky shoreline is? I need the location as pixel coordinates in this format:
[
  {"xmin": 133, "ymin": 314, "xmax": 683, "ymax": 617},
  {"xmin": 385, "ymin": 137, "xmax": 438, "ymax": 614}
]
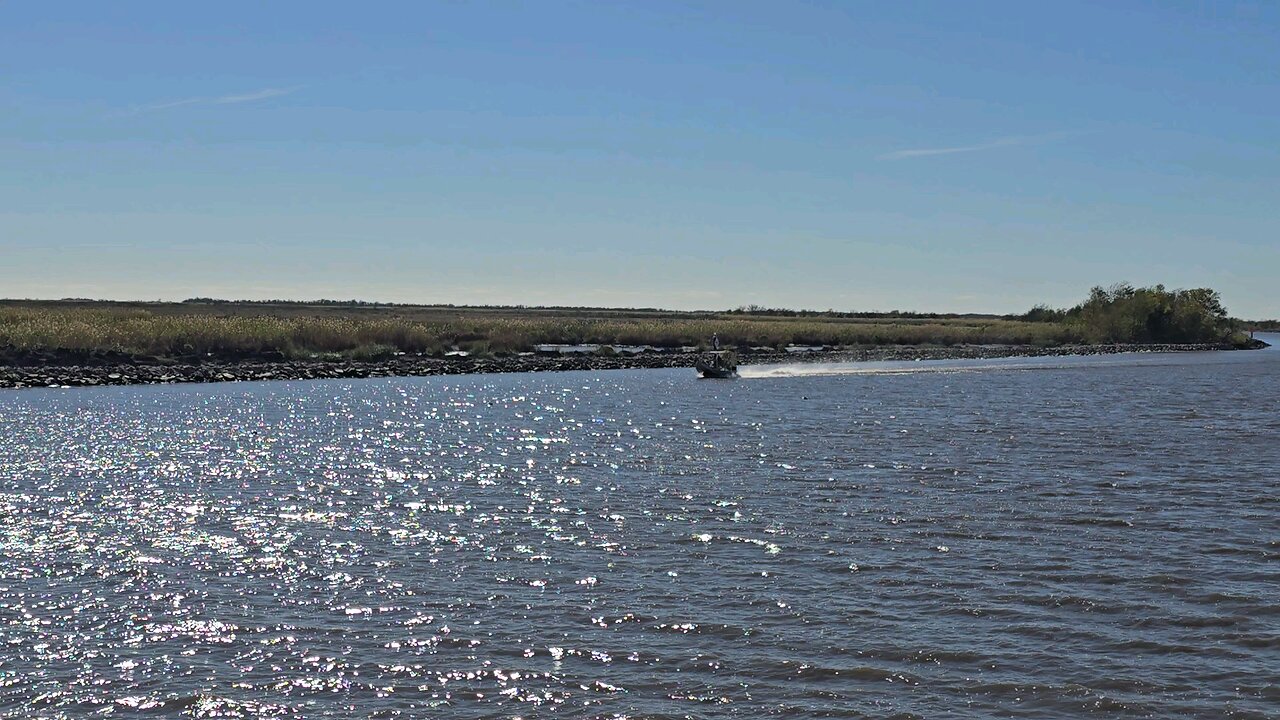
[{"xmin": 0, "ymin": 341, "xmax": 1264, "ymax": 390}]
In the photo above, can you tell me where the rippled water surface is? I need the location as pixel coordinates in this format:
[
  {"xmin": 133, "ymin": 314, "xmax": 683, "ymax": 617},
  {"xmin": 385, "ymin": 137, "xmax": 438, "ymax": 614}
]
[{"xmin": 3, "ymin": 339, "xmax": 1279, "ymax": 718}]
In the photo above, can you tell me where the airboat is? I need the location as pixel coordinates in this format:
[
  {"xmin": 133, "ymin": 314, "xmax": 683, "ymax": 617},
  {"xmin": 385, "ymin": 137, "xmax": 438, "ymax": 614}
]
[{"xmin": 695, "ymin": 350, "xmax": 738, "ymax": 379}]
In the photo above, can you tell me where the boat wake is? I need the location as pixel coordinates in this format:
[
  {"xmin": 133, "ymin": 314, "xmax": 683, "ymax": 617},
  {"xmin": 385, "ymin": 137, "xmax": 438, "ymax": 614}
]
[
  {"xmin": 738, "ymin": 362, "xmax": 987, "ymax": 379},
  {"xmin": 738, "ymin": 349, "xmax": 1237, "ymax": 379}
]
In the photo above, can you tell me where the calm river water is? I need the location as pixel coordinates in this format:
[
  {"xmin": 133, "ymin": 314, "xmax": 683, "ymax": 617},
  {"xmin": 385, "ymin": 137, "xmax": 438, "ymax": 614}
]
[{"xmin": 2, "ymin": 338, "xmax": 1278, "ymax": 718}]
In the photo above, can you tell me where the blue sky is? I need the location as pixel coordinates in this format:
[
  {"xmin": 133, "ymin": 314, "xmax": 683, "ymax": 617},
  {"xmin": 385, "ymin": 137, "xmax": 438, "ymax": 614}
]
[{"xmin": 2, "ymin": 1, "xmax": 1277, "ymax": 316}]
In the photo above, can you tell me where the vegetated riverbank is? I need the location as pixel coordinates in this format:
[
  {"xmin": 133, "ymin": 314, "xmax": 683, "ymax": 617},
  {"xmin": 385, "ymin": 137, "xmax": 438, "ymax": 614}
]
[
  {"xmin": 0, "ymin": 286, "xmax": 1254, "ymax": 359},
  {"xmin": 0, "ymin": 301, "xmax": 1080, "ymax": 357},
  {"xmin": 0, "ymin": 341, "xmax": 1265, "ymax": 389},
  {"xmin": 0, "ymin": 285, "xmax": 1262, "ymax": 388}
]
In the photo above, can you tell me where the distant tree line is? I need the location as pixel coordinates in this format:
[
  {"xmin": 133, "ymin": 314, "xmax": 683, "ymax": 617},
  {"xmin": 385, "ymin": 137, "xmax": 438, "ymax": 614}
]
[
  {"xmin": 178, "ymin": 298, "xmax": 1010, "ymax": 319},
  {"xmin": 726, "ymin": 304, "xmax": 998, "ymax": 320},
  {"xmin": 179, "ymin": 298, "xmax": 684, "ymax": 313},
  {"xmin": 183, "ymin": 297, "xmax": 400, "ymax": 307},
  {"xmin": 1013, "ymin": 284, "xmax": 1237, "ymax": 343}
]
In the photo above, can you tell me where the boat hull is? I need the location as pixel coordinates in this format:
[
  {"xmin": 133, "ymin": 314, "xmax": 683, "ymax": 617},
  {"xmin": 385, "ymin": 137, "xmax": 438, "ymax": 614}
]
[
  {"xmin": 695, "ymin": 351, "xmax": 739, "ymax": 379},
  {"xmin": 697, "ymin": 367, "xmax": 738, "ymax": 379}
]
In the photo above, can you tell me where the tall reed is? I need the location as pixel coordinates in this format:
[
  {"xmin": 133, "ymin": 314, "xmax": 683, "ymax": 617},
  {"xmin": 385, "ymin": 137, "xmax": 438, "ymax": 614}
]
[{"xmin": 0, "ymin": 305, "xmax": 1082, "ymax": 359}]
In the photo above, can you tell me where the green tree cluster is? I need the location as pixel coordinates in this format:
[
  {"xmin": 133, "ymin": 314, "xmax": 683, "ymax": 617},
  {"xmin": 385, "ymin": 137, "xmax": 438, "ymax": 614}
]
[{"xmin": 1062, "ymin": 284, "xmax": 1234, "ymax": 343}]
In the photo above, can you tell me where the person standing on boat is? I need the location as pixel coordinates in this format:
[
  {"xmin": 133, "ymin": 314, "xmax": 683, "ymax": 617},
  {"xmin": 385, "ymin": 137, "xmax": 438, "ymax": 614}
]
[{"xmin": 712, "ymin": 333, "xmax": 720, "ymax": 350}]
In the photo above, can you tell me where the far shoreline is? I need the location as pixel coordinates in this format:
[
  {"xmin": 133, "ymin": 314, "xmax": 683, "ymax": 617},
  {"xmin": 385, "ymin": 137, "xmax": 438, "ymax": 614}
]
[{"xmin": 0, "ymin": 340, "xmax": 1267, "ymax": 390}]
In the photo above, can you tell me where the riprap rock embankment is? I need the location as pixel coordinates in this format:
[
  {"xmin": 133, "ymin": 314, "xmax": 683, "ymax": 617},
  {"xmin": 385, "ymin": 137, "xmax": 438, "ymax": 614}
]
[{"xmin": 0, "ymin": 341, "xmax": 1260, "ymax": 389}]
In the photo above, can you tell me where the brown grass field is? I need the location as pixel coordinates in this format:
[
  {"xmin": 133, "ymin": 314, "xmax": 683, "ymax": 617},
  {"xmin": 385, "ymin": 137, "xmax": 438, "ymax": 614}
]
[{"xmin": 0, "ymin": 299, "xmax": 1077, "ymax": 361}]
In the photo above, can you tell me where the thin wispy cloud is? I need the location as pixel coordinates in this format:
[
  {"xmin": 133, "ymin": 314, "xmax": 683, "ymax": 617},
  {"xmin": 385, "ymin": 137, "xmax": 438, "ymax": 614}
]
[
  {"xmin": 211, "ymin": 87, "xmax": 296, "ymax": 104},
  {"xmin": 123, "ymin": 86, "xmax": 299, "ymax": 115},
  {"xmin": 879, "ymin": 132, "xmax": 1069, "ymax": 160}
]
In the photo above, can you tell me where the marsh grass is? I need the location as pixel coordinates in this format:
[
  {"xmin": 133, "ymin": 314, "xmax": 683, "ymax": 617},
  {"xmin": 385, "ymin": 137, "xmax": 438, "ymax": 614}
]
[{"xmin": 0, "ymin": 303, "xmax": 1082, "ymax": 361}]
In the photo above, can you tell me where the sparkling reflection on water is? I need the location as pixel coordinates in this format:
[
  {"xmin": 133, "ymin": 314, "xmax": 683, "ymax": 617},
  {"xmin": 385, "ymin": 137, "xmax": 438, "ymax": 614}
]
[{"xmin": 2, "ymin": 340, "xmax": 1278, "ymax": 718}]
